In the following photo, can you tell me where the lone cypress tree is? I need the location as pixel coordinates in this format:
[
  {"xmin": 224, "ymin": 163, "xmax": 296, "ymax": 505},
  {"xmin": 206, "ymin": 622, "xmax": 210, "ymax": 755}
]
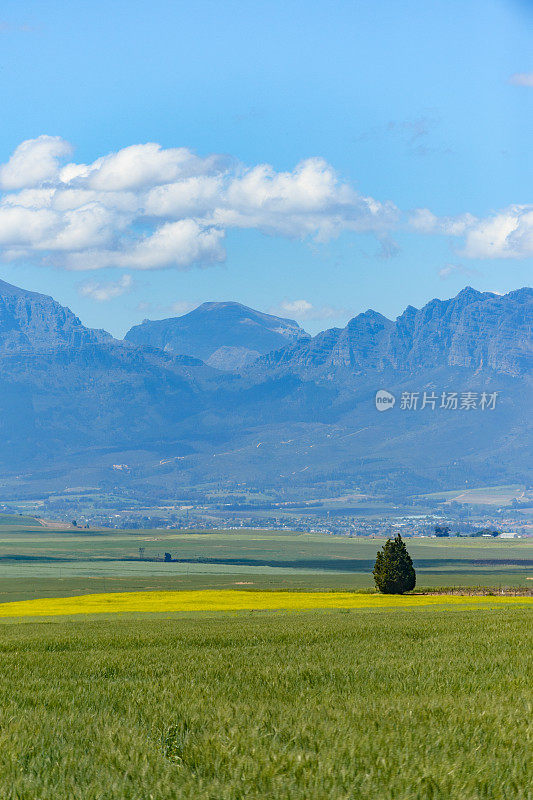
[{"xmin": 373, "ymin": 533, "xmax": 416, "ymax": 594}]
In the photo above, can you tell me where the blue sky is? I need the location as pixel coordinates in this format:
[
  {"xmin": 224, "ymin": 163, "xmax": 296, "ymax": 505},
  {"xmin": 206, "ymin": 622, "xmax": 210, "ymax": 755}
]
[{"xmin": 0, "ymin": 0, "xmax": 531, "ymax": 335}]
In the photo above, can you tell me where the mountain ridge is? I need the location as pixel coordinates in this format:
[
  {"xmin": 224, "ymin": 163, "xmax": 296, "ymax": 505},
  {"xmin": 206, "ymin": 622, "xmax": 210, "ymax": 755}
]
[
  {"xmin": 0, "ymin": 278, "xmax": 530, "ymax": 495},
  {"xmin": 257, "ymin": 287, "xmax": 532, "ymax": 377},
  {"xmin": 125, "ymin": 300, "xmax": 310, "ymax": 370}
]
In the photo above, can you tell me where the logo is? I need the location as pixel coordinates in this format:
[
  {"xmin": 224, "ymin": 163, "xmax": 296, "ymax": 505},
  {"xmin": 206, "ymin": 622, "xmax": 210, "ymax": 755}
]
[
  {"xmin": 375, "ymin": 389, "xmax": 396, "ymax": 412},
  {"xmin": 373, "ymin": 388, "xmax": 499, "ymax": 412}
]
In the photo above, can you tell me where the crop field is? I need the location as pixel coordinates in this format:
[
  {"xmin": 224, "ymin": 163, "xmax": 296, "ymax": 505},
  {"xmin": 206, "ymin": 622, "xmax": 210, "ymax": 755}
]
[
  {"xmin": 421, "ymin": 484, "xmax": 528, "ymax": 506},
  {"xmin": 0, "ymin": 518, "xmax": 530, "ymax": 798},
  {"xmin": 0, "ymin": 520, "xmax": 531, "ymax": 602},
  {"xmin": 0, "ymin": 607, "xmax": 530, "ymax": 799},
  {"xmin": 0, "ymin": 589, "xmax": 530, "ymax": 618}
]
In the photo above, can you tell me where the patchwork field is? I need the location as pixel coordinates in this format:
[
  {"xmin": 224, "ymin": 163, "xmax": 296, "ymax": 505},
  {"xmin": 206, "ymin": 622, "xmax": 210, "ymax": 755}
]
[
  {"xmin": 0, "ymin": 520, "xmax": 531, "ymax": 603},
  {"xmin": 0, "ymin": 518, "xmax": 530, "ymax": 798},
  {"xmin": 0, "ymin": 607, "xmax": 530, "ymax": 799}
]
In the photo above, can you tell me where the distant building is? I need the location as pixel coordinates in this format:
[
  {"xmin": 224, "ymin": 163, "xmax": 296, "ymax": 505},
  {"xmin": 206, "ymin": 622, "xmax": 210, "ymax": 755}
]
[{"xmin": 499, "ymin": 532, "xmax": 521, "ymax": 539}]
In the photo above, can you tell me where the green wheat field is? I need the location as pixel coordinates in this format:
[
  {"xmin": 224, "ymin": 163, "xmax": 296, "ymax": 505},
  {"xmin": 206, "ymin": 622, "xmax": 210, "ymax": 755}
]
[
  {"xmin": 0, "ymin": 609, "xmax": 531, "ymax": 800},
  {"xmin": 0, "ymin": 518, "xmax": 531, "ymax": 798}
]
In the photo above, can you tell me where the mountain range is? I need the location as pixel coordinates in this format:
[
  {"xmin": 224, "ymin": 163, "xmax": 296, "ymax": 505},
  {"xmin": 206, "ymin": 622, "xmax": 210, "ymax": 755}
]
[
  {"xmin": 258, "ymin": 287, "xmax": 532, "ymax": 377},
  {"xmin": 0, "ymin": 278, "xmax": 531, "ymax": 499}
]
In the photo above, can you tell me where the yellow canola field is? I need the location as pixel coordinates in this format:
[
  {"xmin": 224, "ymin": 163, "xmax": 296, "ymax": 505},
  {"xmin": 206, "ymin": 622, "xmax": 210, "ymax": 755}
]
[{"xmin": 0, "ymin": 590, "xmax": 530, "ymax": 618}]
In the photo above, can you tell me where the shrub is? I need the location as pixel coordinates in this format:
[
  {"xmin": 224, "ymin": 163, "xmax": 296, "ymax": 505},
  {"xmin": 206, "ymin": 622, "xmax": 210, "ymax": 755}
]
[{"xmin": 373, "ymin": 533, "xmax": 416, "ymax": 594}]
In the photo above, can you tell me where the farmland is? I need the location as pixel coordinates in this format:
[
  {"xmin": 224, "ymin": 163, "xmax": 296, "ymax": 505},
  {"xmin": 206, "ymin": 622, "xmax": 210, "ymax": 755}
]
[
  {"xmin": 421, "ymin": 484, "xmax": 529, "ymax": 506},
  {"xmin": 0, "ymin": 516, "xmax": 531, "ymax": 799},
  {"xmin": 0, "ymin": 517, "xmax": 531, "ymax": 603},
  {"xmin": 0, "ymin": 589, "xmax": 530, "ymax": 618},
  {"xmin": 0, "ymin": 608, "xmax": 530, "ymax": 799}
]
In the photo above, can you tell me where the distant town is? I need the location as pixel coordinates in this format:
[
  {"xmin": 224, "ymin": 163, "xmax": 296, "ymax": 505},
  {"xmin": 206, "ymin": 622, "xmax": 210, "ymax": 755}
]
[{"xmin": 2, "ymin": 482, "xmax": 531, "ymax": 538}]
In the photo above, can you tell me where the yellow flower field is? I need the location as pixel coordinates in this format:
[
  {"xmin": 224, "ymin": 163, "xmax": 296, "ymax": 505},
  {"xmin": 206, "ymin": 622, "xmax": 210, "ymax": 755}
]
[{"xmin": 0, "ymin": 590, "xmax": 530, "ymax": 618}]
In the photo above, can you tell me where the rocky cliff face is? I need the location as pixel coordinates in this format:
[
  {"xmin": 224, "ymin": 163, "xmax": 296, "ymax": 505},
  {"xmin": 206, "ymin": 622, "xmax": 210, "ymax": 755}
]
[
  {"xmin": 124, "ymin": 301, "xmax": 310, "ymax": 370},
  {"xmin": 0, "ymin": 279, "xmax": 112, "ymax": 353},
  {"xmin": 388, "ymin": 287, "xmax": 532, "ymax": 374},
  {"xmin": 261, "ymin": 288, "xmax": 532, "ymax": 377}
]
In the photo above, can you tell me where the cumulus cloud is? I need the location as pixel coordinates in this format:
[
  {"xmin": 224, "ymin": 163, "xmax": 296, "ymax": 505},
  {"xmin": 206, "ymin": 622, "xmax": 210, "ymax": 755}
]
[
  {"xmin": 0, "ymin": 136, "xmax": 73, "ymax": 191},
  {"xmin": 410, "ymin": 205, "xmax": 533, "ymax": 259},
  {"xmin": 78, "ymin": 274, "xmax": 133, "ymax": 302},
  {"xmin": 273, "ymin": 299, "xmax": 348, "ymax": 321},
  {"xmin": 213, "ymin": 159, "xmax": 397, "ymax": 240},
  {"xmin": 0, "ymin": 136, "xmax": 397, "ymax": 272},
  {"xmin": 461, "ymin": 207, "xmax": 533, "ymax": 259},
  {"xmin": 2, "ymin": 135, "xmax": 528, "ymax": 271},
  {"xmin": 508, "ymin": 72, "xmax": 533, "ymax": 87}
]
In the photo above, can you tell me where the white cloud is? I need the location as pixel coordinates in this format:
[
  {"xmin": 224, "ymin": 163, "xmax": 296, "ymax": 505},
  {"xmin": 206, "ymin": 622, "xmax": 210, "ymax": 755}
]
[
  {"xmin": 144, "ymin": 175, "xmax": 223, "ymax": 218},
  {"xmin": 0, "ymin": 205, "xmax": 58, "ymax": 246},
  {"xmin": 410, "ymin": 205, "xmax": 533, "ymax": 259},
  {"xmin": 462, "ymin": 207, "xmax": 533, "ymax": 259},
  {"xmin": 0, "ymin": 136, "xmax": 72, "ymax": 190},
  {"xmin": 508, "ymin": 73, "xmax": 533, "ymax": 87},
  {"xmin": 410, "ymin": 208, "xmax": 476, "ymax": 236},
  {"xmin": 78, "ymin": 274, "xmax": 133, "ymax": 302},
  {"xmin": 64, "ymin": 220, "xmax": 226, "ymax": 271},
  {"xmin": 0, "ymin": 136, "xmax": 397, "ymax": 272},
  {"xmin": 109, "ymin": 219, "xmax": 226, "ymax": 270},
  {"xmin": 0, "ymin": 135, "xmax": 529, "ymax": 273},
  {"xmin": 216, "ymin": 159, "xmax": 397, "ymax": 240},
  {"xmin": 277, "ymin": 299, "xmax": 314, "ymax": 317},
  {"xmin": 273, "ymin": 299, "xmax": 347, "ymax": 321},
  {"xmin": 70, "ymin": 143, "xmax": 226, "ymax": 192}
]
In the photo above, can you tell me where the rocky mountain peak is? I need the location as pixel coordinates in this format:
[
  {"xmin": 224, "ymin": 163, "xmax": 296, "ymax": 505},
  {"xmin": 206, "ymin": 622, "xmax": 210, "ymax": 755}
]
[
  {"xmin": 0, "ymin": 278, "xmax": 112, "ymax": 353},
  {"xmin": 124, "ymin": 300, "xmax": 310, "ymax": 370}
]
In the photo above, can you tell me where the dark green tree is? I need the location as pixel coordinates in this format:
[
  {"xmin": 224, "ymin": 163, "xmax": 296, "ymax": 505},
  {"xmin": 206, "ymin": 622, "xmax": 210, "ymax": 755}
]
[{"xmin": 373, "ymin": 533, "xmax": 416, "ymax": 594}]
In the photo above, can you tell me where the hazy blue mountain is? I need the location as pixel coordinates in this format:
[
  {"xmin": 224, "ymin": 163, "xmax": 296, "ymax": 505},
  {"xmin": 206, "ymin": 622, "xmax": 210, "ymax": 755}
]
[
  {"xmin": 0, "ymin": 278, "xmax": 216, "ymax": 470},
  {"xmin": 124, "ymin": 301, "xmax": 310, "ymax": 370},
  {"xmin": 0, "ymin": 279, "xmax": 112, "ymax": 353},
  {"xmin": 259, "ymin": 288, "xmax": 532, "ymax": 377},
  {"xmin": 0, "ymin": 341, "xmax": 215, "ymax": 471},
  {"xmin": 0, "ymin": 280, "xmax": 530, "ymax": 496}
]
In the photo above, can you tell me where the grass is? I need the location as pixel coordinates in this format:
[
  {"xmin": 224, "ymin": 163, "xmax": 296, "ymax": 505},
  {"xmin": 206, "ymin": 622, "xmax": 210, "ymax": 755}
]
[
  {"xmin": 0, "ymin": 525, "xmax": 531, "ymax": 602},
  {"xmin": 0, "ymin": 607, "xmax": 530, "ymax": 799},
  {"xmin": 0, "ymin": 588, "xmax": 530, "ymax": 618}
]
